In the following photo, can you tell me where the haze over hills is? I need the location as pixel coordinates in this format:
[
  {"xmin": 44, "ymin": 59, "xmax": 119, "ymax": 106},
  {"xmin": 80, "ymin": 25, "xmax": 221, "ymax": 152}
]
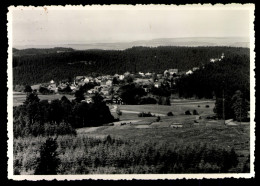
[{"xmin": 14, "ymin": 37, "xmax": 250, "ymax": 50}]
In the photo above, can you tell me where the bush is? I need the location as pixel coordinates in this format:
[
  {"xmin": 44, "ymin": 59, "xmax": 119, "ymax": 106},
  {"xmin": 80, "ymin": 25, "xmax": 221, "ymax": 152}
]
[
  {"xmin": 185, "ymin": 110, "xmax": 191, "ymax": 115},
  {"xmin": 198, "ymin": 105, "xmax": 200, "ymax": 107},
  {"xmin": 193, "ymin": 110, "xmax": 199, "ymax": 115},
  {"xmin": 139, "ymin": 97, "xmax": 157, "ymax": 104},
  {"xmin": 206, "ymin": 105, "xmax": 210, "ymax": 108},
  {"xmin": 156, "ymin": 116, "xmax": 161, "ymax": 122},
  {"xmin": 138, "ymin": 112, "xmax": 154, "ymax": 117},
  {"xmin": 167, "ymin": 112, "xmax": 174, "ymax": 116},
  {"xmin": 39, "ymin": 86, "xmax": 52, "ymax": 95}
]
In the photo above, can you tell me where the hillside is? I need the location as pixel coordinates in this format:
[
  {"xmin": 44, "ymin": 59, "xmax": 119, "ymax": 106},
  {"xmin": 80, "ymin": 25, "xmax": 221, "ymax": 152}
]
[
  {"xmin": 12, "ymin": 46, "xmax": 250, "ymax": 86},
  {"xmin": 13, "ymin": 47, "xmax": 75, "ymax": 57}
]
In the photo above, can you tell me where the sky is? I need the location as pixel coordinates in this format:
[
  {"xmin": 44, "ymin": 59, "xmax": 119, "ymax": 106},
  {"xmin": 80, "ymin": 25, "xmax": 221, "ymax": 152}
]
[{"xmin": 11, "ymin": 6, "xmax": 252, "ymax": 46}]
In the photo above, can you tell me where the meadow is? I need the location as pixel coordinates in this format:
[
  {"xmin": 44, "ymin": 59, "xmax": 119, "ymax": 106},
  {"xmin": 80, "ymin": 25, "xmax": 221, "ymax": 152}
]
[{"xmin": 13, "ymin": 92, "xmax": 74, "ymax": 107}]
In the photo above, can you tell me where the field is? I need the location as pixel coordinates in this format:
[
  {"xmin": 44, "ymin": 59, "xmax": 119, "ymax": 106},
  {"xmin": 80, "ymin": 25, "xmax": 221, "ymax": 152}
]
[
  {"xmin": 13, "ymin": 92, "xmax": 74, "ymax": 107},
  {"xmin": 79, "ymin": 101, "xmax": 250, "ymax": 157}
]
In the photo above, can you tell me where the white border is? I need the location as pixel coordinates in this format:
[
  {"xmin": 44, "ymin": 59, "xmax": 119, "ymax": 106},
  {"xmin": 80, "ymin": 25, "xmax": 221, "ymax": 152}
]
[{"xmin": 7, "ymin": 4, "xmax": 255, "ymax": 180}]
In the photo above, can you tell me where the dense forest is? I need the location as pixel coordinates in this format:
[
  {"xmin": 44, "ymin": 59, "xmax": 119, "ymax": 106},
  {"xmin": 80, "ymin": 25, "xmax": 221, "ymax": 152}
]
[
  {"xmin": 13, "ymin": 46, "xmax": 249, "ymax": 85},
  {"xmin": 176, "ymin": 55, "xmax": 250, "ymax": 99}
]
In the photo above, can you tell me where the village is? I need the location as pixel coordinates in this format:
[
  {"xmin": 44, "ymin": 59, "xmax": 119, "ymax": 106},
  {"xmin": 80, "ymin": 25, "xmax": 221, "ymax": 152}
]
[{"xmin": 36, "ymin": 53, "xmax": 225, "ymax": 105}]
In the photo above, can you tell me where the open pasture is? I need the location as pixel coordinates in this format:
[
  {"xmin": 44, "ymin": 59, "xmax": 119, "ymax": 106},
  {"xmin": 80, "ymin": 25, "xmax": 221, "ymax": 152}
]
[{"xmin": 13, "ymin": 92, "xmax": 74, "ymax": 107}]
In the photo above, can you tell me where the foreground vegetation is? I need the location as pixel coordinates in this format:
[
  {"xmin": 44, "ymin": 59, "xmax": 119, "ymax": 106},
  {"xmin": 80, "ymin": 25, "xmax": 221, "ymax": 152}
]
[{"xmin": 14, "ymin": 133, "xmax": 249, "ymax": 175}]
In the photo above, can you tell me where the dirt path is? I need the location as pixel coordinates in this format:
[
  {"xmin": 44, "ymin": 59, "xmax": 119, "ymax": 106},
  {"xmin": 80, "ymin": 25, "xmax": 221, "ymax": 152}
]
[
  {"xmin": 171, "ymin": 100, "xmax": 215, "ymax": 105},
  {"xmin": 110, "ymin": 105, "xmax": 166, "ymax": 116}
]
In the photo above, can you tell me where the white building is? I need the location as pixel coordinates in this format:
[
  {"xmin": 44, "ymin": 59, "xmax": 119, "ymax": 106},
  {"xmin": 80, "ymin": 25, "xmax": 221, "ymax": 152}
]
[
  {"xmin": 106, "ymin": 80, "xmax": 112, "ymax": 86},
  {"xmin": 145, "ymin": 72, "xmax": 152, "ymax": 76},
  {"xmin": 221, "ymin": 53, "xmax": 225, "ymax": 59},
  {"xmin": 168, "ymin": 69, "xmax": 178, "ymax": 75},
  {"xmin": 139, "ymin": 72, "xmax": 145, "ymax": 77},
  {"xmin": 119, "ymin": 75, "xmax": 124, "ymax": 80},
  {"xmin": 186, "ymin": 70, "xmax": 193, "ymax": 75}
]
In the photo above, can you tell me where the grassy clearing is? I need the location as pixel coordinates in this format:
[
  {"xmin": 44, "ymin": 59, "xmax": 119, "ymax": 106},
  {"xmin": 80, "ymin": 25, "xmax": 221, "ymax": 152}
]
[
  {"xmin": 115, "ymin": 102, "xmax": 215, "ymax": 116},
  {"xmin": 13, "ymin": 93, "xmax": 74, "ymax": 106}
]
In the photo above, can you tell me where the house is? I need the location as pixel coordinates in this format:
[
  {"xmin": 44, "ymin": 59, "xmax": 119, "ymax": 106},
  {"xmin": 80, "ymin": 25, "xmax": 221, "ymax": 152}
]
[
  {"xmin": 177, "ymin": 71, "xmax": 186, "ymax": 76},
  {"xmin": 86, "ymin": 97, "xmax": 93, "ymax": 104},
  {"xmin": 87, "ymin": 89, "xmax": 95, "ymax": 94},
  {"xmin": 124, "ymin": 72, "xmax": 131, "ymax": 77},
  {"xmin": 75, "ymin": 76, "xmax": 85, "ymax": 81},
  {"xmin": 154, "ymin": 82, "xmax": 161, "ymax": 88},
  {"xmin": 210, "ymin": 58, "xmax": 221, "ymax": 63},
  {"xmin": 138, "ymin": 72, "xmax": 145, "ymax": 77},
  {"xmin": 157, "ymin": 74, "xmax": 163, "ymax": 79},
  {"xmin": 106, "ymin": 80, "xmax": 112, "ymax": 86},
  {"xmin": 168, "ymin": 69, "xmax": 178, "ymax": 75},
  {"xmin": 119, "ymin": 75, "xmax": 124, "ymax": 80},
  {"xmin": 100, "ymin": 80, "xmax": 106, "ymax": 86},
  {"xmin": 210, "ymin": 58, "xmax": 216, "ymax": 63},
  {"xmin": 145, "ymin": 72, "xmax": 152, "ymax": 77},
  {"xmin": 104, "ymin": 97, "xmax": 113, "ymax": 104},
  {"xmin": 48, "ymin": 83, "xmax": 58, "ymax": 93},
  {"xmin": 84, "ymin": 77, "xmax": 90, "ymax": 83},
  {"xmin": 164, "ymin": 70, "xmax": 169, "ymax": 77},
  {"xmin": 50, "ymin": 80, "xmax": 55, "ymax": 84},
  {"xmin": 70, "ymin": 85, "xmax": 77, "ymax": 91},
  {"xmin": 112, "ymin": 96, "xmax": 123, "ymax": 105},
  {"xmin": 101, "ymin": 89, "xmax": 109, "ymax": 96},
  {"xmin": 186, "ymin": 70, "xmax": 193, "ymax": 75}
]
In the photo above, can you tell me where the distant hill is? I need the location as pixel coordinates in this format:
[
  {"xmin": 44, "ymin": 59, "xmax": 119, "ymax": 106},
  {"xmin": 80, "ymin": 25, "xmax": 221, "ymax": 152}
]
[
  {"xmin": 12, "ymin": 46, "xmax": 250, "ymax": 86},
  {"xmin": 13, "ymin": 47, "xmax": 75, "ymax": 57},
  {"xmin": 13, "ymin": 37, "xmax": 249, "ymax": 50}
]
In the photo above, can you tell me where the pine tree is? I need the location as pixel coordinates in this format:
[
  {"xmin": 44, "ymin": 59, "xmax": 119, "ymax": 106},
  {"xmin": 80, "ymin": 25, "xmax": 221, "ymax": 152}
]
[
  {"xmin": 232, "ymin": 90, "xmax": 249, "ymax": 122},
  {"xmin": 35, "ymin": 137, "xmax": 60, "ymax": 175}
]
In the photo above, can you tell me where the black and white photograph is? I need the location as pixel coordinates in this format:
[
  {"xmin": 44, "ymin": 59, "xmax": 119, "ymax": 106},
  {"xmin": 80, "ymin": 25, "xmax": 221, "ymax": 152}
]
[{"xmin": 7, "ymin": 5, "xmax": 255, "ymax": 180}]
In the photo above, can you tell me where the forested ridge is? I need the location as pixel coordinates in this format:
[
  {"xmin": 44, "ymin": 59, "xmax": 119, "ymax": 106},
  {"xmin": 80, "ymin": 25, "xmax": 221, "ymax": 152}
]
[{"xmin": 13, "ymin": 46, "xmax": 249, "ymax": 85}]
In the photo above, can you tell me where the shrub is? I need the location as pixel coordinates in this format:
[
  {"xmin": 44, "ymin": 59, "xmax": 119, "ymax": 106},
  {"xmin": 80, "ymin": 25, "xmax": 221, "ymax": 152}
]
[
  {"xmin": 167, "ymin": 112, "xmax": 174, "ymax": 116},
  {"xmin": 193, "ymin": 110, "xmax": 199, "ymax": 115},
  {"xmin": 139, "ymin": 97, "xmax": 157, "ymax": 104},
  {"xmin": 198, "ymin": 105, "xmax": 200, "ymax": 107},
  {"xmin": 39, "ymin": 86, "xmax": 52, "ymax": 95},
  {"xmin": 138, "ymin": 112, "xmax": 154, "ymax": 117},
  {"xmin": 206, "ymin": 105, "xmax": 210, "ymax": 108},
  {"xmin": 185, "ymin": 110, "xmax": 191, "ymax": 115},
  {"xmin": 156, "ymin": 116, "xmax": 161, "ymax": 122}
]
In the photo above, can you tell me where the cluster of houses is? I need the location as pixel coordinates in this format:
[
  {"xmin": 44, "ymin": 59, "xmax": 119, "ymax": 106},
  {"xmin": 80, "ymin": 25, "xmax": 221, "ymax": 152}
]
[
  {"xmin": 40, "ymin": 53, "xmax": 225, "ymax": 104},
  {"xmin": 210, "ymin": 53, "xmax": 225, "ymax": 63}
]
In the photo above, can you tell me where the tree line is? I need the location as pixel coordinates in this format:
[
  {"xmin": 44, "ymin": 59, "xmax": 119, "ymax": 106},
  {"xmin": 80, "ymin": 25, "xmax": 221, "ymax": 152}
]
[
  {"xmin": 13, "ymin": 46, "xmax": 249, "ymax": 85},
  {"xmin": 13, "ymin": 91, "xmax": 115, "ymax": 138},
  {"xmin": 175, "ymin": 55, "xmax": 250, "ymax": 121}
]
